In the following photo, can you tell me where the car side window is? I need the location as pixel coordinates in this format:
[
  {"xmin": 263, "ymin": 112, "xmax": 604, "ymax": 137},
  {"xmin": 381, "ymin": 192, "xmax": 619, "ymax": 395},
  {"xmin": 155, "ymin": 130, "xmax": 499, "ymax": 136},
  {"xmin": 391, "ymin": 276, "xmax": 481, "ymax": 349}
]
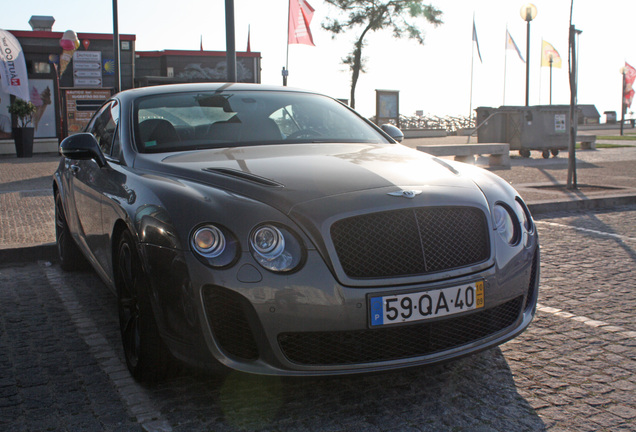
[{"xmin": 87, "ymin": 100, "xmax": 119, "ymax": 156}]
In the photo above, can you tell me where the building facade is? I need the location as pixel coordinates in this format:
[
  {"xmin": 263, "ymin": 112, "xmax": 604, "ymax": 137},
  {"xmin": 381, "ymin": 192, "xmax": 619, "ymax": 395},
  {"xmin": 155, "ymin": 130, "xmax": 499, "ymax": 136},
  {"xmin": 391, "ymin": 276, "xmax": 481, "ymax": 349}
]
[{"xmin": 1, "ymin": 18, "xmax": 261, "ymax": 154}]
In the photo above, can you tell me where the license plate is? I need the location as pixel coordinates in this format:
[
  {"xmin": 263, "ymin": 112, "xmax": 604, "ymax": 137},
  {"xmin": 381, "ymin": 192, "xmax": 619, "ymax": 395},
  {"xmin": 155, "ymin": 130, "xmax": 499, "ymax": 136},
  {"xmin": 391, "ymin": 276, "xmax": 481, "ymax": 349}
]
[{"xmin": 370, "ymin": 281, "xmax": 484, "ymax": 326}]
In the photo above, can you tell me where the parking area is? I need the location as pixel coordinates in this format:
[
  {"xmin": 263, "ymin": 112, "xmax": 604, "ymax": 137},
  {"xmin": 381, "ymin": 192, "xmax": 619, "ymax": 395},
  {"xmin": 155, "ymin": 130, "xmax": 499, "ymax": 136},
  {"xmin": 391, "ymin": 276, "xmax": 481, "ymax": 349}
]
[{"xmin": 1, "ymin": 206, "xmax": 635, "ymax": 432}]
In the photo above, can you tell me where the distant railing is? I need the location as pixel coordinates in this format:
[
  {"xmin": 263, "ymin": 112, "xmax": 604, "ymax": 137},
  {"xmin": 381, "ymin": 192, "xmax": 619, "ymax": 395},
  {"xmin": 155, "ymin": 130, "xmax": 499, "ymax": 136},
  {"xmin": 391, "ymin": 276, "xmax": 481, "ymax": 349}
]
[{"xmin": 372, "ymin": 115, "xmax": 475, "ymax": 133}]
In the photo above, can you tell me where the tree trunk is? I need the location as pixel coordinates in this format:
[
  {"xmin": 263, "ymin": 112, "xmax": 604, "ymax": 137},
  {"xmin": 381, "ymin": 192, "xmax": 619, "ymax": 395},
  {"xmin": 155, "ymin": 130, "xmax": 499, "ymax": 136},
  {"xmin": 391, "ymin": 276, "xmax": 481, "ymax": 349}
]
[
  {"xmin": 350, "ymin": 42, "xmax": 362, "ymax": 109},
  {"xmin": 349, "ymin": 24, "xmax": 372, "ymax": 109}
]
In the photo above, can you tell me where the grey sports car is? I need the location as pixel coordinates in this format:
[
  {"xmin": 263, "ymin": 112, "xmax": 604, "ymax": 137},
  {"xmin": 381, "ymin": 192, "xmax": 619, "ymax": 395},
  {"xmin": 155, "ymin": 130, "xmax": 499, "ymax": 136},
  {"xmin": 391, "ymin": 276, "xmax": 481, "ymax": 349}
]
[{"xmin": 54, "ymin": 83, "xmax": 539, "ymax": 382}]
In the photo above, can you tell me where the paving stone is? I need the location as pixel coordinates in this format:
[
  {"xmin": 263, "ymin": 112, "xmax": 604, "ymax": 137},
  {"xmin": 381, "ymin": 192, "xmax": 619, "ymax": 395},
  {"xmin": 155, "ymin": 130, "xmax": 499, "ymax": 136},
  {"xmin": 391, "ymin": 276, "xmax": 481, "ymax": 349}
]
[{"xmin": 1, "ymin": 202, "xmax": 635, "ymax": 430}]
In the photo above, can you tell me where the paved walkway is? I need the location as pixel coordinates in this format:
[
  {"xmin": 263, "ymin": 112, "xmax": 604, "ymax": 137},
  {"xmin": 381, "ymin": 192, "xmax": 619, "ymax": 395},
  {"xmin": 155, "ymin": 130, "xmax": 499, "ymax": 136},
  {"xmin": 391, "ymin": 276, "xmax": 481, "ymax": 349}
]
[
  {"xmin": 2, "ymin": 207, "xmax": 635, "ymax": 431},
  {"xmin": 1, "ymin": 129, "xmax": 635, "ymax": 258},
  {"xmin": 0, "ymin": 129, "xmax": 634, "ymax": 431}
]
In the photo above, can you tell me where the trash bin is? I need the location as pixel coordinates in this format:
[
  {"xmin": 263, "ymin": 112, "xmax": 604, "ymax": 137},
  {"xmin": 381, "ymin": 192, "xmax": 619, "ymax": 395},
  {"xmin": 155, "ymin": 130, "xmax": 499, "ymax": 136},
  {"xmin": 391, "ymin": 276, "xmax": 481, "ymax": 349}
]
[
  {"xmin": 476, "ymin": 107, "xmax": 506, "ymax": 143},
  {"xmin": 476, "ymin": 105, "xmax": 574, "ymax": 158}
]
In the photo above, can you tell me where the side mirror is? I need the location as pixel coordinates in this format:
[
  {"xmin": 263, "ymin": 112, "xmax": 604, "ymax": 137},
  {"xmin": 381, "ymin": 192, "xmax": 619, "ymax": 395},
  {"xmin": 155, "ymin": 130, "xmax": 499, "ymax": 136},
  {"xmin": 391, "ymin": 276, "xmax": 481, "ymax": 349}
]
[
  {"xmin": 59, "ymin": 133, "xmax": 107, "ymax": 167},
  {"xmin": 380, "ymin": 124, "xmax": 404, "ymax": 143}
]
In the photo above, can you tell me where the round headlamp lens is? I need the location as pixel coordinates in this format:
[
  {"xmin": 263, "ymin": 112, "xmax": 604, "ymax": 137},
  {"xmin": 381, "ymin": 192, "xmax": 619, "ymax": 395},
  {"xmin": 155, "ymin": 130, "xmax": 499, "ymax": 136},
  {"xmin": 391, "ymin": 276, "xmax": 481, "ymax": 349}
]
[
  {"xmin": 249, "ymin": 224, "xmax": 304, "ymax": 273},
  {"xmin": 192, "ymin": 226, "xmax": 226, "ymax": 257},
  {"xmin": 251, "ymin": 226, "xmax": 285, "ymax": 258}
]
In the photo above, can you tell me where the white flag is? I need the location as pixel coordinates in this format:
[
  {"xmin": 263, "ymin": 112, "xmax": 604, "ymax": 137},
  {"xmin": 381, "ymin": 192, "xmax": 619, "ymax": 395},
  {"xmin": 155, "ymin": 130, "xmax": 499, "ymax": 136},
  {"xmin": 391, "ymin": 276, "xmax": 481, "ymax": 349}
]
[{"xmin": 0, "ymin": 29, "xmax": 30, "ymax": 102}]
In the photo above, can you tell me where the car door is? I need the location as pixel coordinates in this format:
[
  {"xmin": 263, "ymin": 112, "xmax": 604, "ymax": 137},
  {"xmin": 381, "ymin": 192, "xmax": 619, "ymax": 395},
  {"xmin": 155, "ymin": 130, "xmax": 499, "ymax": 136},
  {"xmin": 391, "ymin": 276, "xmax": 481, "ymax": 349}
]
[{"xmin": 68, "ymin": 100, "xmax": 119, "ymax": 272}]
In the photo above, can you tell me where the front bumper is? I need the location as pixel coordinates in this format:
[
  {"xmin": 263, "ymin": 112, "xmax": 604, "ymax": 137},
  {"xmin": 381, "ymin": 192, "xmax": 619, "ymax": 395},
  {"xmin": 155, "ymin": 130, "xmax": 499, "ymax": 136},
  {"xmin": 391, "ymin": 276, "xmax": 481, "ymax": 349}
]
[{"xmin": 143, "ymin": 243, "xmax": 539, "ymax": 376}]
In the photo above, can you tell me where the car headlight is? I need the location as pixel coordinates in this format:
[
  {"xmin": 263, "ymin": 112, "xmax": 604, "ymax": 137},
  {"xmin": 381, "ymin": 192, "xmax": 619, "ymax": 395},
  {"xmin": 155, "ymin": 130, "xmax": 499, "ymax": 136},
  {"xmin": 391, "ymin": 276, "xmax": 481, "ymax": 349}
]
[
  {"xmin": 493, "ymin": 203, "xmax": 520, "ymax": 245},
  {"xmin": 193, "ymin": 225, "xmax": 226, "ymax": 257},
  {"xmin": 191, "ymin": 224, "xmax": 239, "ymax": 268},
  {"xmin": 250, "ymin": 224, "xmax": 304, "ymax": 273}
]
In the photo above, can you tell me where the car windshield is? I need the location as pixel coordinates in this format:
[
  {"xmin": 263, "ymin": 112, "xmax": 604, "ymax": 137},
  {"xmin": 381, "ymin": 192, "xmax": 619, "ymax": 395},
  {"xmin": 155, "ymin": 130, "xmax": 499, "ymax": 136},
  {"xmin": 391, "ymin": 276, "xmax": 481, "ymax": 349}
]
[{"xmin": 134, "ymin": 90, "xmax": 389, "ymax": 153}]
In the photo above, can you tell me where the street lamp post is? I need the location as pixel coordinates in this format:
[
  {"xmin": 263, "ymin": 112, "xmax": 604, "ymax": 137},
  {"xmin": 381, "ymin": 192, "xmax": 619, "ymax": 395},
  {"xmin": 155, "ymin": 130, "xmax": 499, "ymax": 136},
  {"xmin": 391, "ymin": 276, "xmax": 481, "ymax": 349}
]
[
  {"xmin": 225, "ymin": 0, "xmax": 237, "ymax": 83},
  {"xmin": 520, "ymin": 4, "xmax": 537, "ymax": 106},
  {"xmin": 620, "ymin": 67, "xmax": 626, "ymax": 136}
]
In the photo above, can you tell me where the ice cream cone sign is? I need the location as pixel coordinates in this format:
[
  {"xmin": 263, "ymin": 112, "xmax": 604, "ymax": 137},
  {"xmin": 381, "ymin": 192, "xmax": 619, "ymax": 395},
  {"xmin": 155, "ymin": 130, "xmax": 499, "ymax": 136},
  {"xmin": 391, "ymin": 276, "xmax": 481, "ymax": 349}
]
[{"xmin": 59, "ymin": 30, "xmax": 80, "ymax": 76}]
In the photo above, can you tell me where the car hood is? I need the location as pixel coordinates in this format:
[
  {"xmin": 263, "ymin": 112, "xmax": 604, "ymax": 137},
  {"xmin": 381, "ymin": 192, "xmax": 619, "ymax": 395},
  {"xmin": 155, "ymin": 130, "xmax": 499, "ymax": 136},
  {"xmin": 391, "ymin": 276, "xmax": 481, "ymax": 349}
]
[
  {"xmin": 134, "ymin": 143, "xmax": 488, "ymax": 213},
  {"xmin": 134, "ymin": 143, "xmax": 487, "ymax": 213}
]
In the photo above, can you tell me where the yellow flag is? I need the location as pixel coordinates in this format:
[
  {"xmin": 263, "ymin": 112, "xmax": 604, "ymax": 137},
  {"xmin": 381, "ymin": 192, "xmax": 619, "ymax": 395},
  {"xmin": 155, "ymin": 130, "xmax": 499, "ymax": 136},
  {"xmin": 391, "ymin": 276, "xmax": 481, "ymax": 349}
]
[{"xmin": 541, "ymin": 40, "xmax": 561, "ymax": 68}]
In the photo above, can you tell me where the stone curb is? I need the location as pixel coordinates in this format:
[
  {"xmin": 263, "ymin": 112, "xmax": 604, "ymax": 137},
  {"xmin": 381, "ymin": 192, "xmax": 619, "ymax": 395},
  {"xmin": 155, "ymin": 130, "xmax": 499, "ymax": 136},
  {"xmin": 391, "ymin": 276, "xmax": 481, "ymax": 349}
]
[
  {"xmin": 0, "ymin": 243, "xmax": 58, "ymax": 264},
  {"xmin": 528, "ymin": 193, "xmax": 636, "ymax": 215}
]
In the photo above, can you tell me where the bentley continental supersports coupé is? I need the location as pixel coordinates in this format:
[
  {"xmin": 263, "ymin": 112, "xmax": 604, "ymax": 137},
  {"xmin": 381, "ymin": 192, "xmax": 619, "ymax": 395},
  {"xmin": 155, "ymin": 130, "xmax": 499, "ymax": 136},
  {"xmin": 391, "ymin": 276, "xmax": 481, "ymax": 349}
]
[{"xmin": 54, "ymin": 83, "xmax": 539, "ymax": 382}]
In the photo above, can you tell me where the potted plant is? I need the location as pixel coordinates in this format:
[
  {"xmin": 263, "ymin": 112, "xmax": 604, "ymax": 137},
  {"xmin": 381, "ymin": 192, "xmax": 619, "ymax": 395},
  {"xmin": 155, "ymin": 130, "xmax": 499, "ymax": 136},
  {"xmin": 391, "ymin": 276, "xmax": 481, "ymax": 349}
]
[{"xmin": 8, "ymin": 98, "xmax": 37, "ymax": 158}]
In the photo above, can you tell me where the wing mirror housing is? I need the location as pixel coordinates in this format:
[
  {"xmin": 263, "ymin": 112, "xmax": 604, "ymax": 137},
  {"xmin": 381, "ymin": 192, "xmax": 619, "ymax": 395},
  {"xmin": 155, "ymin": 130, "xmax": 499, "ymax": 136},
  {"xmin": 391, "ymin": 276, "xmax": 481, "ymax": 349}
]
[
  {"xmin": 59, "ymin": 133, "xmax": 107, "ymax": 167},
  {"xmin": 380, "ymin": 124, "xmax": 404, "ymax": 143}
]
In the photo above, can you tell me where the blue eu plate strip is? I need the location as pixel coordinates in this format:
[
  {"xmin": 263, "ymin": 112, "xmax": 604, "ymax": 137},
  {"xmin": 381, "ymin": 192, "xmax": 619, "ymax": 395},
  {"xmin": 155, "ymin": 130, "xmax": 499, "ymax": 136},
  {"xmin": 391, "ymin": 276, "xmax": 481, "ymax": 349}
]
[{"xmin": 370, "ymin": 297, "xmax": 384, "ymax": 326}]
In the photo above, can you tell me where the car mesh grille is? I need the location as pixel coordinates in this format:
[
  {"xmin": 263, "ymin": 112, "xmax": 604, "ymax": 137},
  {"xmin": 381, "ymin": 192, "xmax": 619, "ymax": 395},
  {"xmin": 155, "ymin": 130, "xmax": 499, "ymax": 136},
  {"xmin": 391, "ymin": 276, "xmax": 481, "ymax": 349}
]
[
  {"xmin": 330, "ymin": 207, "xmax": 490, "ymax": 279},
  {"xmin": 278, "ymin": 296, "xmax": 523, "ymax": 366},
  {"xmin": 202, "ymin": 286, "xmax": 259, "ymax": 361}
]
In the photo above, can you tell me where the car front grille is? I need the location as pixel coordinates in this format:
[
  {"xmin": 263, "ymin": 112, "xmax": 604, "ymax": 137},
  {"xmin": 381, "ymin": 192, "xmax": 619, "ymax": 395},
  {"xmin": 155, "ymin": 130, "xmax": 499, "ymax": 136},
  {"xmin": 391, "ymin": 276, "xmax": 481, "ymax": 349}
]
[
  {"xmin": 330, "ymin": 206, "xmax": 490, "ymax": 279},
  {"xmin": 278, "ymin": 296, "xmax": 523, "ymax": 366},
  {"xmin": 202, "ymin": 286, "xmax": 259, "ymax": 361}
]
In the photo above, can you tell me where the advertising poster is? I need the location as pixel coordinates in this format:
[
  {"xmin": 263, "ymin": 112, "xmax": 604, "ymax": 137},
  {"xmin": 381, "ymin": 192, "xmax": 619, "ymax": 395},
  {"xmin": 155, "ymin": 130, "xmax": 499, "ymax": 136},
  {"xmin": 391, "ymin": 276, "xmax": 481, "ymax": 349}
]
[
  {"xmin": 555, "ymin": 114, "xmax": 566, "ymax": 133},
  {"xmin": 65, "ymin": 89, "xmax": 111, "ymax": 134},
  {"xmin": 375, "ymin": 90, "xmax": 400, "ymax": 126},
  {"xmin": 29, "ymin": 79, "xmax": 56, "ymax": 138}
]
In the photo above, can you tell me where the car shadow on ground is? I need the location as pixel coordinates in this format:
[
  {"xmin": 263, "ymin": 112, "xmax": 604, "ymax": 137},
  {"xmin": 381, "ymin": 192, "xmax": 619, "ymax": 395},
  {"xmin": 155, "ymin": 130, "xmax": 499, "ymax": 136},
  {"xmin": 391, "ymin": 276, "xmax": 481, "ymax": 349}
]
[
  {"xmin": 53, "ymin": 263, "xmax": 546, "ymax": 431},
  {"xmin": 148, "ymin": 344, "xmax": 546, "ymax": 431}
]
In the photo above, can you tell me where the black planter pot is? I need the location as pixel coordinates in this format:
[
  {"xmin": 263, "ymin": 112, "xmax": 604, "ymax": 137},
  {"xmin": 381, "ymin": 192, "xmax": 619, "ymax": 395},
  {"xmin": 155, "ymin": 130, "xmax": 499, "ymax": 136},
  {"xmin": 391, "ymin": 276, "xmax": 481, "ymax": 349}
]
[{"xmin": 13, "ymin": 127, "xmax": 35, "ymax": 158}]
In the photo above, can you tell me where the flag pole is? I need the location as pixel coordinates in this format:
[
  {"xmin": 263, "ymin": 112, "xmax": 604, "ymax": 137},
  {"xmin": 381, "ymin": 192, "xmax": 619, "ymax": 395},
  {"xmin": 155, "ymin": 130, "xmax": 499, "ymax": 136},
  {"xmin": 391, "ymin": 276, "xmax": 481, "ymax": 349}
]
[
  {"xmin": 503, "ymin": 27, "xmax": 508, "ymax": 105},
  {"xmin": 549, "ymin": 57, "xmax": 553, "ymax": 105},
  {"xmin": 469, "ymin": 14, "xmax": 476, "ymax": 122},
  {"xmin": 283, "ymin": 0, "xmax": 290, "ymax": 86},
  {"xmin": 538, "ymin": 39, "xmax": 542, "ymax": 105}
]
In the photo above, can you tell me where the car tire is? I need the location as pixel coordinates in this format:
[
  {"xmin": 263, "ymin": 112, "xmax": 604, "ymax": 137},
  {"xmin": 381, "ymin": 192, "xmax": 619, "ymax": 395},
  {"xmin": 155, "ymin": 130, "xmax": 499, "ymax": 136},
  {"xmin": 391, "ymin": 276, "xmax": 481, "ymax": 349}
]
[
  {"xmin": 519, "ymin": 149, "xmax": 531, "ymax": 158},
  {"xmin": 115, "ymin": 230, "xmax": 173, "ymax": 383},
  {"xmin": 55, "ymin": 192, "xmax": 87, "ymax": 271}
]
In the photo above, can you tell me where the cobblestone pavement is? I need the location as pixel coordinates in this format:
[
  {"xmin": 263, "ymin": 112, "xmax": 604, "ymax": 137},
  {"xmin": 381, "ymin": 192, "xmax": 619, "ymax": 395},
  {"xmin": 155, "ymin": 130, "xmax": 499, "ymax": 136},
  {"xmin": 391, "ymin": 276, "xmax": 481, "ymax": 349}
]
[
  {"xmin": 0, "ymin": 154, "xmax": 58, "ymax": 249},
  {"xmin": 1, "ymin": 206, "xmax": 634, "ymax": 431}
]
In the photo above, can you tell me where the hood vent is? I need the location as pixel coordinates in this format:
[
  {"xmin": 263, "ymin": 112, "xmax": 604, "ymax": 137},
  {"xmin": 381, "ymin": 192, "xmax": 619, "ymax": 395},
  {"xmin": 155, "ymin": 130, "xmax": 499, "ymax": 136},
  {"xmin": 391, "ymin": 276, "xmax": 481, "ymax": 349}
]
[{"xmin": 203, "ymin": 168, "xmax": 284, "ymax": 188}]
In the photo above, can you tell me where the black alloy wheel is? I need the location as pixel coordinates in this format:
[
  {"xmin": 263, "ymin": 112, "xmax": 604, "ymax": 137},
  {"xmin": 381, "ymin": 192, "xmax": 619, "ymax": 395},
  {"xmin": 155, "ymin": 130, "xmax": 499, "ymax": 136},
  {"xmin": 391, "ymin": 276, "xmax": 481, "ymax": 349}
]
[{"xmin": 115, "ymin": 230, "xmax": 171, "ymax": 383}]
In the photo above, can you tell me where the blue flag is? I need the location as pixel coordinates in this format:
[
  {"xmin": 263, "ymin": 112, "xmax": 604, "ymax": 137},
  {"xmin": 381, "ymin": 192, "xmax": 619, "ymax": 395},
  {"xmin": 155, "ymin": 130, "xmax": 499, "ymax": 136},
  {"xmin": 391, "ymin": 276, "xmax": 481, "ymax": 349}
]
[{"xmin": 472, "ymin": 19, "xmax": 482, "ymax": 63}]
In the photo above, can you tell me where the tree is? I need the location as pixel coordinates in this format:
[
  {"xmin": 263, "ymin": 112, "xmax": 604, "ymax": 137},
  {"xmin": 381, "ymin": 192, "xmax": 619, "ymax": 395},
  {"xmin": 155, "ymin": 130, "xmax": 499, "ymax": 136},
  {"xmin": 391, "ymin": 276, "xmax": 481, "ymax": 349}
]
[{"xmin": 322, "ymin": 1, "xmax": 443, "ymax": 109}]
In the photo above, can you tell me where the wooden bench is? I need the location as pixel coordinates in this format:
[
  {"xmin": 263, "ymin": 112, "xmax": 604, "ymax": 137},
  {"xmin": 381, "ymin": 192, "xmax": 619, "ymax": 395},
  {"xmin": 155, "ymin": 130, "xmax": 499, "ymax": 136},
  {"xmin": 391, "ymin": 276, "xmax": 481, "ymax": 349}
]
[
  {"xmin": 416, "ymin": 143, "xmax": 511, "ymax": 169},
  {"xmin": 576, "ymin": 135, "xmax": 596, "ymax": 150}
]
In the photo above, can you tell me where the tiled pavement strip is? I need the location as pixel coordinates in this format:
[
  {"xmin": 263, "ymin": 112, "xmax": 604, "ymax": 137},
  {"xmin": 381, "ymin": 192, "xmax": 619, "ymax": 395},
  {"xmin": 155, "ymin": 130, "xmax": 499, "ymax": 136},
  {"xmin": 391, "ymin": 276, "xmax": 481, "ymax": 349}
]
[{"xmin": 0, "ymin": 131, "xmax": 635, "ymax": 431}]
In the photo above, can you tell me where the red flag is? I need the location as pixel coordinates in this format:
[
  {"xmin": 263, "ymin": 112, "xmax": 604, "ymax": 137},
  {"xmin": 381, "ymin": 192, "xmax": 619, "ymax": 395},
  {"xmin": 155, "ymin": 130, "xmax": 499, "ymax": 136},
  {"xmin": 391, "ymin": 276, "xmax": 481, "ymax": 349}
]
[
  {"xmin": 289, "ymin": 0, "xmax": 315, "ymax": 46},
  {"xmin": 624, "ymin": 62, "xmax": 636, "ymax": 108}
]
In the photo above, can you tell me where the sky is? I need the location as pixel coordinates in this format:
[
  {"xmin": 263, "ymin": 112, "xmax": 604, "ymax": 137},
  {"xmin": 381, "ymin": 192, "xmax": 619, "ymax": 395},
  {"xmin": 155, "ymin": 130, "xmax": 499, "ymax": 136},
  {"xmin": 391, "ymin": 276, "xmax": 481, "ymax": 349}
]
[{"xmin": 3, "ymin": 0, "xmax": 635, "ymax": 120}]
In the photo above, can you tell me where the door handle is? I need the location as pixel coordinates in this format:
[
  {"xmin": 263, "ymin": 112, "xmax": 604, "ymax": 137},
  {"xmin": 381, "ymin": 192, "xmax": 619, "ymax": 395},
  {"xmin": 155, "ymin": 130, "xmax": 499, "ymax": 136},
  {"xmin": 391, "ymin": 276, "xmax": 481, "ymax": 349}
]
[{"xmin": 70, "ymin": 164, "xmax": 80, "ymax": 175}]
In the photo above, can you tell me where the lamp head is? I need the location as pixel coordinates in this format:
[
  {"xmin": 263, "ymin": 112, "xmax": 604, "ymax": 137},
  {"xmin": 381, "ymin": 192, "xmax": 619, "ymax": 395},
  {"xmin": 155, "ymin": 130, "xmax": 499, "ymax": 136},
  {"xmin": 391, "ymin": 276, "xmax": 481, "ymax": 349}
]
[{"xmin": 520, "ymin": 3, "xmax": 538, "ymax": 22}]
